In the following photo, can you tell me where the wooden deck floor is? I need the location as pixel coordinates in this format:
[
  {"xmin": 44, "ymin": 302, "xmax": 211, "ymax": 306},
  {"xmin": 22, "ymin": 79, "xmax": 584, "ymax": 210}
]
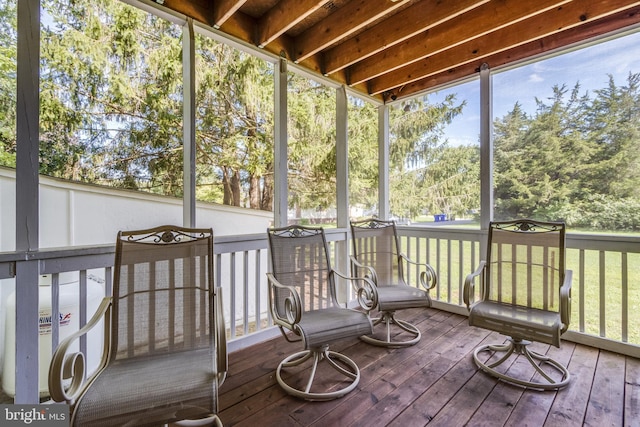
[{"xmin": 219, "ymin": 307, "xmax": 640, "ymax": 427}]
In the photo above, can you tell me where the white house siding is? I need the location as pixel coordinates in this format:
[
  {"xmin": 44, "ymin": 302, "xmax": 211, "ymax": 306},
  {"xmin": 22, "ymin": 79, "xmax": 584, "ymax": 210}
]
[{"xmin": 0, "ymin": 166, "xmax": 272, "ymax": 250}]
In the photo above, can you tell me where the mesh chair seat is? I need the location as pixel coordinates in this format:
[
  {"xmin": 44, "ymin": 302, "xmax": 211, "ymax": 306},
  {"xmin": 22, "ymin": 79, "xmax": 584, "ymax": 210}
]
[
  {"xmin": 74, "ymin": 349, "xmax": 216, "ymax": 427},
  {"xmin": 298, "ymin": 308, "xmax": 374, "ymax": 349},
  {"xmin": 375, "ymin": 285, "xmax": 431, "ymax": 312},
  {"xmin": 469, "ymin": 301, "xmax": 561, "ymax": 347}
]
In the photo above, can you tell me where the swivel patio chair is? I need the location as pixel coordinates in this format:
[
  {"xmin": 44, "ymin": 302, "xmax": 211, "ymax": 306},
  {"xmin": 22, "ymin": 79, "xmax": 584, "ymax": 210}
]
[
  {"xmin": 266, "ymin": 225, "xmax": 376, "ymax": 401},
  {"xmin": 464, "ymin": 219, "xmax": 572, "ymax": 390},
  {"xmin": 49, "ymin": 225, "xmax": 227, "ymax": 426},
  {"xmin": 350, "ymin": 218, "xmax": 437, "ymax": 347}
]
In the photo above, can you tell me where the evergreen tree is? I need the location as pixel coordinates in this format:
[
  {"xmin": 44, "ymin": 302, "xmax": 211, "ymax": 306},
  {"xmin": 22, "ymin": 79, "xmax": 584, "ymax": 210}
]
[
  {"xmin": 585, "ymin": 73, "xmax": 640, "ymax": 199},
  {"xmin": 0, "ymin": 0, "xmax": 16, "ymax": 167},
  {"xmin": 389, "ymin": 95, "xmax": 473, "ymax": 219},
  {"xmin": 494, "ymin": 84, "xmax": 592, "ymax": 220}
]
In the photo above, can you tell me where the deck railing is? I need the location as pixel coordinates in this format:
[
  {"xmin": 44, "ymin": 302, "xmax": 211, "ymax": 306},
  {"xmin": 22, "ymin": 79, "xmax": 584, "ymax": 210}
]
[{"xmin": 1, "ymin": 226, "xmax": 639, "ymax": 402}]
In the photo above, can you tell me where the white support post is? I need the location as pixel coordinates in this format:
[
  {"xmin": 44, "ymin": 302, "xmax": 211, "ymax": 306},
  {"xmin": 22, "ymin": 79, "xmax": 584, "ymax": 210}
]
[
  {"xmin": 183, "ymin": 18, "xmax": 196, "ymax": 227},
  {"xmin": 274, "ymin": 57, "xmax": 288, "ymax": 227},
  {"xmin": 335, "ymin": 86, "xmax": 349, "ymax": 299},
  {"xmin": 15, "ymin": 0, "xmax": 41, "ymax": 403},
  {"xmin": 479, "ymin": 63, "xmax": 493, "ymax": 230},
  {"xmin": 336, "ymin": 85, "xmax": 348, "ymax": 229},
  {"xmin": 378, "ymin": 105, "xmax": 390, "ymax": 219}
]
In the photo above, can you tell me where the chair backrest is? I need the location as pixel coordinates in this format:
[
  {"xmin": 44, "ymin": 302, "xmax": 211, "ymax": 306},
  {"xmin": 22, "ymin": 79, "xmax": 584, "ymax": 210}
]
[
  {"xmin": 267, "ymin": 225, "xmax": 338, "ymax": 314},
  {"xmin": 111, "ymin": 225, "xmax": 214, "ymax": 361},
  {"xmin": 484, "ymin": 219, "xmax": 566, "ymax": 312},
  {"xmin": 350, "ymin": 219, "xmax": 405, "ymax": 286}
]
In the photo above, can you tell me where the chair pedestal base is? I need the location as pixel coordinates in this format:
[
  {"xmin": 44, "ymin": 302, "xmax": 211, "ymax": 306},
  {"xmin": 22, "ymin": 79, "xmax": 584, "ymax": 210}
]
[
  {"xmin": 170, "ymin": 414, "xmax": 223, "ymax": 427},
  {"xmin": 276, "ymin": 346, "xmax": 360, "ymax": 401},
  {"xmin": 360, "ymin": 311, "xmax": 421, "ymax": 347},
  {"xmin": 473, "ymin": 338, "xmax": 570, "ymax": 390}
]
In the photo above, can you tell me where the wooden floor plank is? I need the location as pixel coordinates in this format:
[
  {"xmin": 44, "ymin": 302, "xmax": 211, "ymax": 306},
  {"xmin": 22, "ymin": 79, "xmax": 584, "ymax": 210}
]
[
  {"xmin": 219, "ymin": 336, "xmax": 298, "ymax": 409},
  {"xmin": 217, "ymin": 307, "xmax": 638, "ymax": 427},
  {"xmin": 291, "ymin": 310, "xmax": 461, "ymax": 426},
  {"xmin": 371, "ymin": 330, "xmax": 500, "ymax": 427},
  {"xmin": 583, "ymin": 351, "xmax": 626, "ymax": 426},
  {"xmin": 502, "ymin": 341, "xmax": 576, "ymax": 427},
  {"xmin": 624, "ymin": 356, "xmax": 640, "ymax": 426},
  {"xmin": 307, "ymin": 314, "xmax": 479, "ymax": 427},
  {"xmin": 221, "ymin": 334, "xmax": 367, "ymax": 424},
  {"xmin": 464, "ymin": 341, "xmax": 558, "ymax": 427},
  {"xmin": 231, "ymin": 309, "xmax": 450, "ymax": 425},
  {"xmin": 544, "ymin": 344, "xmax": 599, "ymax": 427}
]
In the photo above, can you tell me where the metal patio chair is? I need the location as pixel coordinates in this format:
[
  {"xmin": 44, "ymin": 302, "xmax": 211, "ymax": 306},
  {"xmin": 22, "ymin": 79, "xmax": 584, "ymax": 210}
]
[
  {"xmin": 350, "ymin": 218, "xmax": 437, "ymax": 347},
  {"xmin": 464, "ymin": 219, "xmax": 572, "ymax": 390},
  {"xmin": 266, "ymin": 225, "xmax": 375, "ymax": 401},
  {"xmin": 49, "ymin": 225, "xmax": 227, "ymax": 426}
]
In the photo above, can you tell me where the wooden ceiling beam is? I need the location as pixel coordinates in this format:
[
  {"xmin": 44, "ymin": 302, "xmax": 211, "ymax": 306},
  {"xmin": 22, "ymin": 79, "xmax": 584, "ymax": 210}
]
[
  {"xmin": 256, "ymin": 0, "xmax": 326, "ymax": 48},
  {"xmin": 323, "ymin": 0, "xmax": 489, "ymax": 75},
  {"xmin": 390, "ymin": 6, "xmax": 640, "ymax": 101},
  {"xmin": 371, "ymin": 0, "xmax": 640, "ymax": 95},
  {"xmin": 150, "ymin": 0, "xmax": 640, "ymax": 104},
  {"xmin": 216, "ymin": 10, "xmax": 295, "ymax": 63},
  {"xmin": 293, "ymin": 0, "xmax": 411, "ymax": 63},
  {"xmin": 212, "ymin": 0, "xmax": 247, "ymax": 28},
  {"xmin": 156, "ymin": 0, "xmax": 215, "ymax": 27},
  {"xmin": 348, "ymin": 0, "xmax": 570, "ymax": 86}
]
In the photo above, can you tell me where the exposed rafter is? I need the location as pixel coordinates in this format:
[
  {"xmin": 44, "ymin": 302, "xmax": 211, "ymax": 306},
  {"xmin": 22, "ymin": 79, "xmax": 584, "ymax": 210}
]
[{"xmin": 149, "ymin": 0, "xmax": 640, "ymax": 102}]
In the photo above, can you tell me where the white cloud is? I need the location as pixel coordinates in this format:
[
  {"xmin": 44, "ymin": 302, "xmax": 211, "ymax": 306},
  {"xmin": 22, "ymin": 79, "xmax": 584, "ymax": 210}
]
[{"xmin": 528, "ymin": 73, "xmax": 544, "ymax": 83}]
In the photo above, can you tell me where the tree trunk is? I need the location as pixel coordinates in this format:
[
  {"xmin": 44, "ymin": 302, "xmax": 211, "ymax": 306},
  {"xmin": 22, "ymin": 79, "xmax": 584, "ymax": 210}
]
[
  {"xmin": 249, "ymin": 174, "xmax": 260, "ymax": 209},
  {"xmin": 222, "ymin": 167, "xmax": 232, "ymax": 205},
  {"xmin": 231, "ymin": 169, "xmax": 241, "ymax": 206},
  {"xmin": 262, "ymin": 169, "xmax": 273, "ymax": 211}
]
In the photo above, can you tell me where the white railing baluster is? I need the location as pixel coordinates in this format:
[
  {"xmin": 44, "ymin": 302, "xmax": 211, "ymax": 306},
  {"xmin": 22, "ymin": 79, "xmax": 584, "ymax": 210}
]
[
  {"xmin": 230, "ymin": 252, "xmax": 237, "ymax": 339},
  {"xmin": 79, "ymin": 269, "xmax": 88, "ymax": 368},
  {"xmin": 599, "ymin": 250, "xmax": 606, "ymax": 337},
  {"xmin": 51, "ymin": 273, "xmax": 60, "ymax": 359},
  {"xmin": 243, "ymin": 250, "xmax": 249, "ymax": 336},
  {"xmin": 579, "ymin": 249, "xmax": 586, "ymax": 333},
  {"xmin": 254, "ymin": 249, "xmax": 261, "ymax": 332},
  {"xmin": 622, "ymin": 252, "xmax": 628, "ymax": 343}
]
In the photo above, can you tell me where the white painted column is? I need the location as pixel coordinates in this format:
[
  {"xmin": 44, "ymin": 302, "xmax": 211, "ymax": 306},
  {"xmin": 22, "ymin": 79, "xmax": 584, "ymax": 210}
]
[
  {"xmin": 378, "ymin": 105, "xmax": 390, "ymax": 219},
  {"xmin": 479, "ymin": 63, "xmax": 493, "ymax": 230},
  {"xmin": 336, "ymin": 85, "xmax": 348, "ymax": 229},
  {"xmin": 183, "ymin": 18, "xmax": 196, "ymax": 227},
  {"xmin": 274, "ymin": 57, "xmax": 288, "ymax": 228},
  {"xmin": 335, "ymin": 86, "xmax": 350, "ymax": 296},
  {"xmin": 14, "ymin": 0, "xmax": 41, "ymax": 403},
  {"xmin": 479, "ymin": 63, "xmax": 494, "ymax": 260}
]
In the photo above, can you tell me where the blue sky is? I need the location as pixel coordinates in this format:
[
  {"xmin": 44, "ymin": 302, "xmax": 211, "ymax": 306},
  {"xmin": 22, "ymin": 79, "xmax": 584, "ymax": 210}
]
[{"xmin": 425, "ymin": 29, "xmax": 640, "ymax": 147}]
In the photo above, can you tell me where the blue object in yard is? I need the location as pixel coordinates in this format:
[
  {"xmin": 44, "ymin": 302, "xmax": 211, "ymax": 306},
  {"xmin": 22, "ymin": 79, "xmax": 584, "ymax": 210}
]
[{"xmin": 434, "ymin": 214, "xmax": 446, "ymax": 222}]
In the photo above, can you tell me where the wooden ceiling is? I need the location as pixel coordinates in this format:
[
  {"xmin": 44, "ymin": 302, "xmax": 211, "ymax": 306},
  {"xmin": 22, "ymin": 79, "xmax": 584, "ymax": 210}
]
[{"xmin": 153, "ymin": 0, "xmax": 640, "ymax": 102}]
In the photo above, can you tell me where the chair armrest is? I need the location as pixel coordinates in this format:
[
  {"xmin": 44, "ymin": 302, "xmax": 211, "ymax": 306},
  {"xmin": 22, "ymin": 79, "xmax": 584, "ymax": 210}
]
[
  {"xmin": 266, "ymin": 272, "xmax": 302, "ymax": 330},
  {"xmin": 560, "ymin": 269, "xmax": 573, "ymax": 333},
  {"xmin": 213, "ymin": 287, "xmax": 227, "ymax": 386},
  {"xmin": 332, "ymin": 269, "xmax": 378, "ymax": 312},
  {"xmin": 349, "ymin": 255, "xmax": 378, "ymax": 284},
  {"xmin": 399, "ymin": 253, "xmax": 437, "ymax": 291},
  {"xmin": 48, "ymin": 297, "xmax": 112, "ymax": 404},
  {"xmin": 463, "ymin": 261, "xmax": 486, "ymax": 309}
]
